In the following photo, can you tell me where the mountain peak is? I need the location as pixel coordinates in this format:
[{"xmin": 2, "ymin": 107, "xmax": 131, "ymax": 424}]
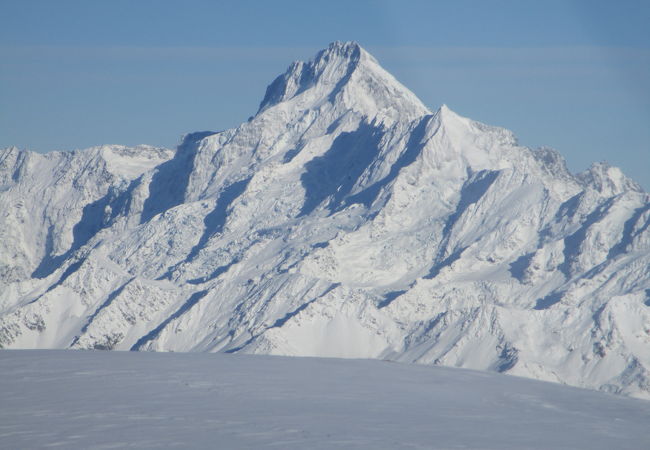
[
  {"xmin": 4, "ymin": 42, "xmax": 649, "ymax": 402},
  {"xmin": 317, "ymin": 40, "xmax": 365, "ymax": 61},
  {"xmin": 578, "ymin": 161, "xmax": 643, "ymax": 196},
  {"xmin": 256, "ymin": 41, "xmax": 429, "ymax": 122}
]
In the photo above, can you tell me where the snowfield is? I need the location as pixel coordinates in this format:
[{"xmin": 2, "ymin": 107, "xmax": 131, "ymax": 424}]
[
  {"xmin": 1, "ymin": 350, "xmax": 649, "ymax": 449},
  {"xmin": 1, "ymin": 41, "xmax": 649, "ymax": 399}
]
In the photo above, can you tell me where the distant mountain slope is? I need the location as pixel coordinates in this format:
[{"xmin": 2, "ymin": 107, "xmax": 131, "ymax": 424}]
[{"xmin": 1, "ymin": 41, "xmax": 649, "ymax": 398}]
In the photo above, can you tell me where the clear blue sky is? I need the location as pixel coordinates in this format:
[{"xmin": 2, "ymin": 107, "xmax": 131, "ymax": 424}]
[{"xmin": 1, "ymin": 0, "xmax": 648, "ymax": 188}]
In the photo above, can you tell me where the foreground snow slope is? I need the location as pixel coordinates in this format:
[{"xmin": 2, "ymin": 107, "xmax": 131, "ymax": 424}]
[
  {"xmin": 1, "ymin": 41, "xmax": 649, "ymax": 398},
  {"xmin": 1, "ymin": 351, "xmax": 649, "ymax": 450}
]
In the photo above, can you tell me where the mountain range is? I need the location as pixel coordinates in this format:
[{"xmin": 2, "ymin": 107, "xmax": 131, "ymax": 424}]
[{"xmin": 1, "ymin": 41, "xmax": 649, "ymax": 398}]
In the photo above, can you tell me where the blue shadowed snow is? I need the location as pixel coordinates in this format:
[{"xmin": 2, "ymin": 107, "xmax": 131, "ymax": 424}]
[
  {"xmin": 130, "ymin": 290, "xmax": 209, "ymax": 350},
  {"xmin": 534, "ymin": 292, "xmax": 564, "ymax": 310},
  {"xmin": 299, "ymin": 120, "xmax": 383, "ymax": 216},
  {"xmin": 1, "ymin": 350, "xmax": 649, "ymax": 450}
]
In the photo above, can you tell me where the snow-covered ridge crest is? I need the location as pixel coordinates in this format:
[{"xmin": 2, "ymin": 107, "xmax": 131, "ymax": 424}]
[
  {"xmin": 0, "ymin": 144, "xmax": 173, "ymax": 284},
  {"xmin": 1, "ymin": 43, "xmax": 649, "ymax": 400}
]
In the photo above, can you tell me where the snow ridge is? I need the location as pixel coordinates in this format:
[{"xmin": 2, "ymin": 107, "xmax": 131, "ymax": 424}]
[{"xmin": 1, "ymin": 41, "xmax": 649, "ymax": 399}]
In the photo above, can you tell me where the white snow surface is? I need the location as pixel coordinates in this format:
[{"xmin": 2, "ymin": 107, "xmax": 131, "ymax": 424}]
[
  {"xmin": 1, "ymin": 41, "xmax": 649, "ymax": 398},
  {"xmin": 1, "ymin": 350, "xmax": 649, "ymax": 450}
]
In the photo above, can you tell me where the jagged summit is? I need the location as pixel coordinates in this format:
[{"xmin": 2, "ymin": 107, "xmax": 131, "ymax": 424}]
[
  {"xmin": 258, "ymin": 41, "xmax": 365, "ymax": 112},
  {"xmin": 1, "ymin": 43, "xmax": 649, "ymax": 400},
  {"xmin": 578, "ymin": 161, "xmax": 643, "ymax": 196},
  {"xmin": 256, "ymin": 41, "xmax": 429, "ymax": 123}
]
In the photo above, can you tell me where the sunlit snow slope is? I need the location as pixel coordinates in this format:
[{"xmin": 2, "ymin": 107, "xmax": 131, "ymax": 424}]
[{"xmin": 1, "ymin": 41, "xmax": 649, "ymax": 398}]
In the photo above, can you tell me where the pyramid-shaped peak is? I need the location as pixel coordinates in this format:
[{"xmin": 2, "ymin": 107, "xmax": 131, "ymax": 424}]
[
  {"xmin": 436, "ymin": 103, "xmax": 459, "ymax": 118},
  {"xmin": 256, "ymin": 41, "xmax": 429, "ymax": 121},
  {"xmin": 311, "ymin": 41, "xmax": 378, "ymax": 66}
]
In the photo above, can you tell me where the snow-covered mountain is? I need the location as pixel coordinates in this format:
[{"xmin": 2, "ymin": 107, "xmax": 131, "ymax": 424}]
[{"xmin": 1, "ymin": 41, "xmax": 649, "ymax": 398}]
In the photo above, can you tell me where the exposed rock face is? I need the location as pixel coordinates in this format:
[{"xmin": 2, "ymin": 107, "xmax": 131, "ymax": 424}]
[{"xmin": 1, "ymin": 42, "xmax": 649, "ymax": 398}]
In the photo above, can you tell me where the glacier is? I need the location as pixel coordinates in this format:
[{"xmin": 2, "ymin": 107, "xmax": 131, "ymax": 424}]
[{"xmin": 1, "ymin": 41, "xmax": 649, "ymax": 398}]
